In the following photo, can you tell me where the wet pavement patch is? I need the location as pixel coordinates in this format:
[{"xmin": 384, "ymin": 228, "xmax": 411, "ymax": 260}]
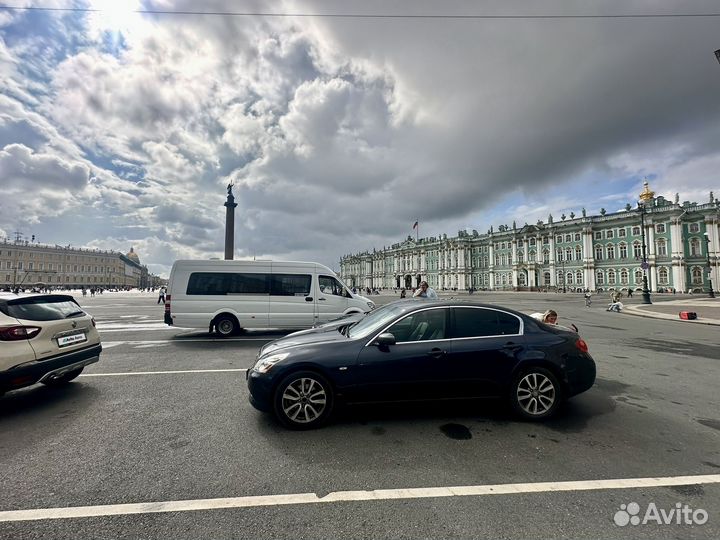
[
  {"xmin": 439, "ymin": 423, "xmax": 472, "ymax": 440},
  {"xmin": 670, "ymin": 484, "xmax": 705, "ymax": 497},
  {"xmin": 696, "ymin": 418, "xmax": 720, "ymax": 431}
]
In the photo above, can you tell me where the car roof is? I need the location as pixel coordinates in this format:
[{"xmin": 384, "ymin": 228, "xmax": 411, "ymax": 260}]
[{"xmin": 388, "ymin": 299, "xmax": 531, "ymax": 319}]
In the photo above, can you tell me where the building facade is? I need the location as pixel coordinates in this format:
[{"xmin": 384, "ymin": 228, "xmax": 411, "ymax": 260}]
[
  {"xmin": 0, "ymin": 241, "xmax": 163, "ymax": 290},
  {"xmin": 340, "ymin": 184, "xmax": 719, "ymax": 294}
]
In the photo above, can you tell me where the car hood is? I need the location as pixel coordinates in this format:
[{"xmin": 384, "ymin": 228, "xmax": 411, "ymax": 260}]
[
  {"xmin": 285, "ymin": 313, "xmax": 365, "ymax": 338},
  {"xmin": 259, "ymin": 329, "xmax": 351, "ymax": 357}
]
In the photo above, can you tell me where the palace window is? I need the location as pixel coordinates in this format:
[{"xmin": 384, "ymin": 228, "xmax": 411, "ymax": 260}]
[
  {"xmin": 596, "ymin": 270, "xmax": 604, "ymax": 284},
  {"xmin": 691, "ymin": 267, "xmax": 703, "ymax": 285},
  {"xmin": 544, "ymin": 271, "xmax": 551, "ymax": 285},
  {"xmin": 556, "ymin": 235, "xmax": 563, "ymax": 244},
  {"xmin": 576, "ymin": 270, "xmax": 583, "ymax": 285},
  {"xmin": 690, "ymin": 238, "xmax": 701, "ymax": 256},
  {"xmin": 542, "ymin": 236, "xmax": 549, "ymax": 245},
  {"xmin": 689, "ymin": 223, "xmax": 700, "ymax": 233},
  {"xmin": 656, "ymin": 239, "xmax": 667, "ymax": 256},
  {"xmin": 607, "ymin": 244, "xmax": 615, "ymax": 259},
  {"xmin": 566, "ymin": 272, "xmax": 574, "ymax": 285},
  {"xmin": 656, "ymin": 223, "xmax": 665, "ymax": 234},
  {"xmin": 565, "ymin": 234, "xmax": 572, "ymax": 242},
  {"xmin": 619, "ymin": 243, "xmax": 628, "ymax": 258},
  {"xmin": 595, "ymin": 231, "xmax": 602, "ymax": 240},
  {"xmin": 658, "ymin": 267, "xmax": 669, "ymax": 285},
  {"xmin": 543, "ymin": 250, "xmax": 550, "ymax": 264},
  {"xmin": 575, "ymin": 245, "xmax": 582, "ymax": 260},
  {"xmin": 529, "ymin": 238, "xmax": 536, "ymax": 246},
  {"xmin": 517, "ymin": 251, "xmax": 523, "ymax": 263},
  {"xmin": 607, "ymin": 269, "xmax": 616, "ymax": 285},
  {"xmin": 618, "ymin": 228, "xmax": 626, "ymax": 237},
  {"xmin": 607, "ymin": 230, "xmax": 614, "ymax": 239},
  {"xmin": 565, "ymin": 247, "xmax": 572, "ymax": 261},
  {"xmin": 632, "ymin": 226, "xmax": 640, "ymax": 236},
  {"xmin": 635, "ymin": 269, "xmax": 643, "ymax": 284},
  {"xmin": 633, "ymin": 242, "xmax": 642, "ymax": 258},
  {"xmin": 620, "ymin": 269, "xmax": 629, "ymax": 285},
  {"xmin": 595, "ymin": 245, "xmax": 603, "ymax": 260},
  {"xmin": 574, "ymin": 233, "xmax": 581, "ymax": 242}
]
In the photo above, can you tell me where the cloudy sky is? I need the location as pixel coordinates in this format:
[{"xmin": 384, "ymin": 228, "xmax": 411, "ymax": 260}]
[{"xmin": 1, "ymin": 0, "xmax": 719, "ymax": 277}]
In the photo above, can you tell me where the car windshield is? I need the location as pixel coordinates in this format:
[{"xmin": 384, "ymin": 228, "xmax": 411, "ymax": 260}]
[{"xmin": 347, "ymin": 303, "xmax": 407, "ymax": 340}]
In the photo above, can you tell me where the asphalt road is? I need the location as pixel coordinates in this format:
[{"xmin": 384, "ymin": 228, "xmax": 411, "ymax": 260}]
[{"xmin": 1, "ymin": 291, "xmax": 719, "ymax": 539}]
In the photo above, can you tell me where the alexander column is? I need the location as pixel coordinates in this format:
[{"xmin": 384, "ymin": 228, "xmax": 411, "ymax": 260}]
[{"xmin": 224, "ymin": 183, "xmax": 238, "ymax": 260}]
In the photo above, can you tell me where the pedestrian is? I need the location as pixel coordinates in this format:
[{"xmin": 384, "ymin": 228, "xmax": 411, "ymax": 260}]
[
  {"xmin": 531, "ymin": 309, "xmax": 579, "ymax": 332},
  {"xmin": 413, "ymin": 281, "xmax": 438, "ymax": 299},
  {"xmin": 157, "ymin": 286, "xmax": 166, "ymax": 304},
  {"xmin": 400, "ymin": 288, "xmax": 407, "ymax": 298},
  {"xmin": 627, "ymin": 289, "xmax": 633, "ymax": 298},
  {"xmin": 584, "ymin": 291, "xmax": 592, "ymax": 307},
  {"xmin": 607, "ymin": 300, "xmax": 624, "ymax": 313}
]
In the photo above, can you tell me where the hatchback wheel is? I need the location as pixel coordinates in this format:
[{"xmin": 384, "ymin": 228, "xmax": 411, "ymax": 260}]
[
  {"xmin": 273, "ymin": 371, "xmax": 334, "ymax": 429},
  {"xmin": 511, "ymin": 368, "xmax": 561, "ymax": 420},
  {"xmin": 42, "ymin": 367, "xmax": 84, "ymax": 387}
]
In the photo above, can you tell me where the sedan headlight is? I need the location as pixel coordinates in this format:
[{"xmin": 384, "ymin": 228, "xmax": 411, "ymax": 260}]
[{"xmin": 253, "ymin": 352, "xmax": 289, "ymax": 373}]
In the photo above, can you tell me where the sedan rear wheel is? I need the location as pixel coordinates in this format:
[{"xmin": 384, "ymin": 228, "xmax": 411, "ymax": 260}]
[
  {"xmin": 273, "ymin": 371, "xmax": 334, "ymax": 429},
  {"xmin": 511, "ymin": 368, "xmax": 561, "ymax": 420}
]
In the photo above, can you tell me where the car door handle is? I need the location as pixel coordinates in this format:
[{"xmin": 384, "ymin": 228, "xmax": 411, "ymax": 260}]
[
  {"xmin": 318, "ymin": 297, "xmax": 326, "ymax": 301},
  {"xmin": 305, "ymin": 297, "xmax": 313, "ymax": 302},
  {"xmin": 427, "ymin": 347, "xmax": 446, "ymax": 359}
]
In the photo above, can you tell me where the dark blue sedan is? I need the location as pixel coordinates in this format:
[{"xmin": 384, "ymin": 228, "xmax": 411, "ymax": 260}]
[{"xmin": 247, "ymin": 300, "xmax": 596, "ymax": 429}]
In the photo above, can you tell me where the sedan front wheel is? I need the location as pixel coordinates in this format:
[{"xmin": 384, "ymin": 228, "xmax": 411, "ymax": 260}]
[
  {"xmin": 511, "ymin": 367, "xmax": 562, "ymax": 420},
  {"xmin": 273, "ymin": 371, "xmax": 334, "ymax": 430}
]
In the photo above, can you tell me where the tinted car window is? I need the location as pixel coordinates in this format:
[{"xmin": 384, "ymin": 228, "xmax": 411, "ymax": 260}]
[
  {"xmin": 451, "ymin": 307, "xmax": 501, "ymax": 338},
  {"xmin": 5, "ymin": 299, "xmax": 84, "ymax": 321},
  {"xmin": 497, "ymin": 311, "xmax": 521, "ymax": 335},
  {"xmin": 187, "ymin": 272, "xmax": 270, "ymax": 295},
  {"xmin": 271, "ymin": 274, "xmax": 311, "ymax": 296},
  {"xmin": 387, "ymin": 308, "xmax": 447, "ymax": 342},
  {"xmin": 451, "ymin": 307, "xmax": 521, "ymax": 337}
]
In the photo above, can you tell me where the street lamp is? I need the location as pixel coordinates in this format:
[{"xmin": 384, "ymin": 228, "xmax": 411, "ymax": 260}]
[
  {"xmin": 704, "ymin": 232, "xmax": 715, "ymax": 298},
  {"xmin": 637, "ymin": 202, "xmax": 652, "ymax": 304},
  {"xmin": 559, "ymin": 253, "xmax": 566, "ymax": 293}
]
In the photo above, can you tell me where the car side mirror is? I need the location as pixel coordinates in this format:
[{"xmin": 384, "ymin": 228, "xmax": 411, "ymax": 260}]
[{"xmin": 373, "ymin": 332, "xmax": 396, "ymax": 347}]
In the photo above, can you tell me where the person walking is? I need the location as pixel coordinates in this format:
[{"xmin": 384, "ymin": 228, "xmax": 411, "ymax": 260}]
[{"xmin": 157, "ymin": 286, "xmax": 166, "ymax": 304}]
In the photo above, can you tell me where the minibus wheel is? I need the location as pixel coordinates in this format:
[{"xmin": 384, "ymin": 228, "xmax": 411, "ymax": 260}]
[{"xmin": 215, "ymin": 315, "xmax": 239, "ymax": 336}]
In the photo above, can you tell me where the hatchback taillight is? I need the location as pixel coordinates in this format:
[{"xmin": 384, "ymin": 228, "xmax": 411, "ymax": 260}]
[
  {"xmin": 575, "ymin": 338, "xmax": 589, "ymax": 353},
  {"xmin": 164, "ymin": 295, "xmax": 171, "ymax": 313},
  {"xmin": 0, "ymin": 325, "xmax": 42, "ymax": 341}
]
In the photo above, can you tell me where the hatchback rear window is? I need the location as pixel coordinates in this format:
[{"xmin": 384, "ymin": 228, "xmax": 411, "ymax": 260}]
[{"xmin": 2, "ymin": 297, "xmax": 85, "ymax": 321}]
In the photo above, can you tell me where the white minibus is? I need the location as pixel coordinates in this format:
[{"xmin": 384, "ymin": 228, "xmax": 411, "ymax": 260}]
[{"xmin": 164, "ymin": 260, "xmax": 375, "ymax": 335}]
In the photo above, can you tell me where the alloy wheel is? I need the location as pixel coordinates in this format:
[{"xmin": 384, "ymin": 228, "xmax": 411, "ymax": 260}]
[
  {"xmin": 516, "ymin": 372, "xmax": 556, "ymax": 416},
  {"xmin": 281, "ymin": 377, "xmax": 328, "ymax": 424}
]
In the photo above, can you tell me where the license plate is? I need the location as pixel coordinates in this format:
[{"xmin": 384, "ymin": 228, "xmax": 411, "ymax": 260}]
[{"xmin": 58, "ymin": 333, "xmax": 87, "ymax": 347}]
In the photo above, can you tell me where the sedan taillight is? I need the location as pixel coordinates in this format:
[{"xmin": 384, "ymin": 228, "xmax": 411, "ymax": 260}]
[
  {"xmin": 0, "ymin": 325, "xmax": 42, "ymax": 341},
  {"xmin": 575, "ymin": 338, "xmax": 589, "ymax": 353}
]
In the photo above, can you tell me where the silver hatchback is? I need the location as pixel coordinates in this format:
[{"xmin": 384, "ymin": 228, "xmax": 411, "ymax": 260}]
[{"xmin": 0, "ymin": 292, "xmax": 102, "ymax": 395}]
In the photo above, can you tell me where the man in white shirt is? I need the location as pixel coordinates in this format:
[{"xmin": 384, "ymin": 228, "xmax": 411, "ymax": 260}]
[{"xmin": 413, "ymin": 281, "xmax": 438, "ymax": 299}]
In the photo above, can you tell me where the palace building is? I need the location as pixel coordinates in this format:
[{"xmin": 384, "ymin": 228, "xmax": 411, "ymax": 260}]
[
  {"xmin": 339, "ymin": 183, "xmax": 719, "ymax": 294},
  {"xmin": 0, "ymin": 240, "xmax": 162, "ymax": 290}
]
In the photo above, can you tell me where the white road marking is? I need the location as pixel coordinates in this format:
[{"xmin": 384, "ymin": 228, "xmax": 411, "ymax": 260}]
[
  {"xmin": 1, "ymin": 474, "xmax": 718, "ymax": 522},
  {"xmin": 102, "ymin": 339, "xmax": 272, "ymax": 345},
  {"xmin": 80, "ymin": 368, "xmax": 248, "ymax": 376}
]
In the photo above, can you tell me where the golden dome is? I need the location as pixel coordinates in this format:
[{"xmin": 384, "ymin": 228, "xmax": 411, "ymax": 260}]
[
  {"xmin": 639, "ymin": 180, "xmax": 655, "ymax": 203},
  {"xmin": 126, "ymin": 246, "xmax": 140, "ymax": 263}
]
